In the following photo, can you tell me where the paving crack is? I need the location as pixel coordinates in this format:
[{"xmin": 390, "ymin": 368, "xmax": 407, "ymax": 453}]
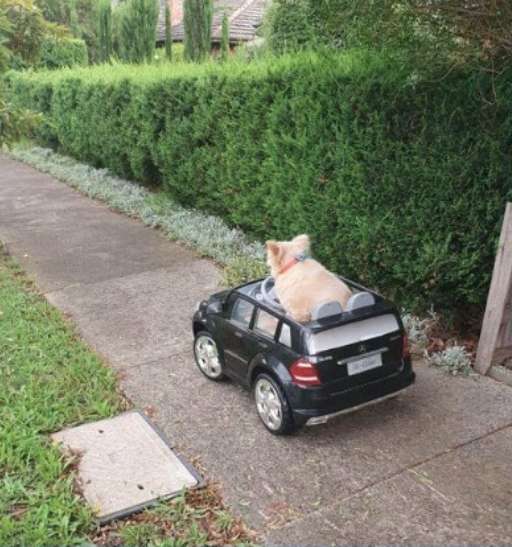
[
  {"xmin": 44, "ymin": 265, "xmax": 191, "ymax": 298},
  {"xmin": 270, "ymin": 420, "xmax": 512, "ymax": 534},
  {"xmin": 118, "ymin": 351, "xmax": 192, "ymax": 371}
]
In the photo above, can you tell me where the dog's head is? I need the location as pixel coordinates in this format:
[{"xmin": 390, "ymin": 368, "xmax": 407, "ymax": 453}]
[{"xmin": 265, "ymin": 234, "xmax": 310, "ymax": 277}]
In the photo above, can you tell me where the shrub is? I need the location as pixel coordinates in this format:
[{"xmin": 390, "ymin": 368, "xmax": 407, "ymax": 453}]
[
  {"xmin": 6, "ymin": 52, "xmax": 512, "ymax": 320},
  {"xmin": 426, "ymin": 345, "xmax": 474, "ymax": 377},
  {"xmin": 402, "ymin": 311, "xmax": 438, "ymax": 353},
  {"xmin": 39, "ymin": 35, "xmax": 88, "ymax": 68}
]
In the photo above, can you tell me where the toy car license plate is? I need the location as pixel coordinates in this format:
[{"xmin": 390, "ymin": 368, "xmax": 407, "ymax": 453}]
[{"xmin": 347, "ymin": 353, "xmax": 383, "ymax": 376}]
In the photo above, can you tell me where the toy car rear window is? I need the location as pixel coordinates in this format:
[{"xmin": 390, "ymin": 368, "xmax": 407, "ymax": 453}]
[{"xmin": 306, "ymin": 314, "xmax": 400, "ymax": 354}]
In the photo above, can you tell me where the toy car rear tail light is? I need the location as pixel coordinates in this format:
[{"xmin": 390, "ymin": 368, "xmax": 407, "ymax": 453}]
[
  {"xmin": 290, "ymin": 358, "xmax": 321, "ymax": 387},
  {"xmin": 402, "ymin": 335, "xmax": 410, "ymax": 359}
]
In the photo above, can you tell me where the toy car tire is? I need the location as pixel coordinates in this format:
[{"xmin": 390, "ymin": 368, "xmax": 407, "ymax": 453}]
[
  {"xmin": 193, "ymin": 331, "xmax": 226, "ymax": 381},
  {"xmin": 253, "ymin": 373, "xmax": 297, "ymax": 435}
]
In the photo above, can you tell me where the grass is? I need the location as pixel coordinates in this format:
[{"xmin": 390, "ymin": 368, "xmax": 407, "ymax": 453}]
[
  {"xmin": 95, "ymin": 487, "xmax": 254, "ymax": 546},
  {"xmin": 0, "ymin": 247, "xmax": 253, "ymax": 545},
  {"xmin": 0, "ymin": 246, "xmax": 122, "ymax": 545}
]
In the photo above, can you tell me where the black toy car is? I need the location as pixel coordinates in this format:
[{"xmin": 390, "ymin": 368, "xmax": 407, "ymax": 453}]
[{"xmin": 192, "ymin": 276, "xmax": 415, "ymax": 435}]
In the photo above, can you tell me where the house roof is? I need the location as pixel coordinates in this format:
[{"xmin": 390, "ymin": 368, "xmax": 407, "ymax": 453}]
[{"xmin": 156, "ymin": 0, "xmax": 269, "ymax": 45}]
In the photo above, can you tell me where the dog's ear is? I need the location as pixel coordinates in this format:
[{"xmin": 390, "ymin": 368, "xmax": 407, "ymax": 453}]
[
  {"xmin": 293, "ymin": 234, "xmax": 310, "ymax": 252},
  {"xmin": 266, "ymin": 240, "xmax": 281, "ymax": 257}
]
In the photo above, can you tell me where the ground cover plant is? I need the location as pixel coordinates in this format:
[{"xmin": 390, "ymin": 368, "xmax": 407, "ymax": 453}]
[
  {"xmin": 7, "ymin": 51, "xmax": 512, "ymax": 322},
  {"xmin": 0, "ymin": 245, "xmax": 252, "ymax": 545}
]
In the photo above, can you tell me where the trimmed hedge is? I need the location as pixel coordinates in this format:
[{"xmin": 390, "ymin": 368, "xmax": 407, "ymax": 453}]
[
  {"xmin": 6, "ymin": 52, "xmax": 512, "ymax": 318},
  {"xmin": 39, "ymin": 37, "xmax": 89, "ymax": 69}
]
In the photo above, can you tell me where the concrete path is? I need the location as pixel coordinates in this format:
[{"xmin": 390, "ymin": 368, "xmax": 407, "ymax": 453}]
[{"xmin": 1, "ymin": 155, "xmax": 512, "ymax": 544}]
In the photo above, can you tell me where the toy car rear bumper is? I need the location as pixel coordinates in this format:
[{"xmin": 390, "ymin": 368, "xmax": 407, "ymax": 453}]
[{"xmin": 289, "ymin": 363, "xmax": 415, "ymax": 426}]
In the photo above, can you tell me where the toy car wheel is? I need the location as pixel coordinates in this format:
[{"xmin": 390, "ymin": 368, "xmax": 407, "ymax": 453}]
[
  {"xmin": 194, "ymin": 332, "xmax": 225, "ymax": 381},
  {"xmin": 253, "ymin": 373, "xmax": 297, "ymax": 435}
]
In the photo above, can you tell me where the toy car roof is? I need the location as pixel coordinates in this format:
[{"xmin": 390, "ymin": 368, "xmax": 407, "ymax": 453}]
[{"xmin": 234, "ymin": 277, "xmax": 395, "ymax": 333}]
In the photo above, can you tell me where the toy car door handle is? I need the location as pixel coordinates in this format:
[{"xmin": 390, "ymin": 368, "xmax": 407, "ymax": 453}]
[{"xmin": 234, "ymin": 331, "xmax": 243, "ymax": 338}]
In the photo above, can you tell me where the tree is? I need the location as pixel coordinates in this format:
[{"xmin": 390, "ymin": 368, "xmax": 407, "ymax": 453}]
[
  {"xmin": 220, "ymin": 11, "xmax": 228, "ymax": 61},
  {"xmin": 0, "ymin": 0, "xmax": 68, "ymax": 68},
  {"xmin": 116, "ymin": 0, "xmax": 159, "ymax": 63},
  {"xmin": 36, "ymin": 0, "xmax": 100, "ymax": 63},
  {"xmin": 97, "ymin": 0, "xmax": 112, "ymax": 62},
  {"xmin": 165, "ymin": 2, "xmax": 172, "ymax": 61},
  {"xmin": 0, "ymin": 6, "xmax": 11, "ymax": 70},
  {"xmin": 0, "ymin": 7, "xmax": 40, "ymax": 144},
  {"xmin": 265, "ymin": 0, "xmax": 512, "ymax": 72},
  {"xmin": 183, "ymin": 0, "xmax": 212, "ymax": 62},
  {"xmin": 68, "ymin": 0, "xmax": 80, "ymax": 36}
]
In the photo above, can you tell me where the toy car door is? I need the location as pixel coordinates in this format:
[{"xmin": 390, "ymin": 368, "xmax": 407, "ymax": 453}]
[{"xmin": 221, "ymin": 295, "xmax": 258, "ymax": 382}]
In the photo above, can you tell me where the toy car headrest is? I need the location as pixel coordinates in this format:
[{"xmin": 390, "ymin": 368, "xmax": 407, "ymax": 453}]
[
  {"xmin": 346, "ymin": 291, "xmax": 375, "ymax": 311},
  {"xmin": 311, "ymin": 301, "xmax": 344, "ymax": 320}
]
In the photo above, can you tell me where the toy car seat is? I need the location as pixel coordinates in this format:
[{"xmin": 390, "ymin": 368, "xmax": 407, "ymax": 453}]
[
  {"xmin": 261, "ymin": 277, "xmax": 376, "ymax": 320},
  {"xmin": 312, "ymin": 292, "xmax": 376, "ymax": 320}
]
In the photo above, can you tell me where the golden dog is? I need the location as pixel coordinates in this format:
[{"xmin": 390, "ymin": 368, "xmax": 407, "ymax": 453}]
[{"xmin": 266, "ymin": 234, "xmax": 352, "ymax": 323}]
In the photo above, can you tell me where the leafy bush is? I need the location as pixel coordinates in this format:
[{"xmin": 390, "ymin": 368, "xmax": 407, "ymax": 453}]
[
  {"xmin": 402, "ymin": 310, "xmax": 438, "ymax": 353},
  {"xmin": 0, "ymin": 92, "xmax": 40, "ymax": 145},
  {"xmin": 39, "ymin": 35, "xmax": 88, "ymax": 68},
  {"xmin": 7, "ymin": 52, "xmax": 512, "ymax": 319},
  {"xmin": 426, "ymin": 345, "xmax": 474, "ymax": 376}
]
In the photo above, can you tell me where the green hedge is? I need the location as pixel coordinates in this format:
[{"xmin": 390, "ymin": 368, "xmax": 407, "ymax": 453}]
[
  {"xmin": 39, "ymin": 37, "xmax": 89, "ymax": 69},
  {"xmin": 6, "ymin": 52, "xmax": 512, "ymax": 318}
]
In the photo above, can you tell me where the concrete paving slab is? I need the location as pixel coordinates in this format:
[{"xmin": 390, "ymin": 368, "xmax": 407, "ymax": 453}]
[
  {"xmin": 2, "ymin": 216, "xmax": 204, "ymax": 292},
  {"xmin": 51, "ymin": 411, "xmax": 200, "ymax": 523},
  {"xmin": 0, "ymin": 157, "xmax": 214, "ymax": 292},
  {"xmin": 267, "ymin": 427, "xmax": 512, "ymax": 544},
  {"xmin": 47, "ymin": 265, "xmax": 219, "ymax": 367},
  {"xmin": 120, "ymin": 358, "xmax": 512, "ymax": 532}
]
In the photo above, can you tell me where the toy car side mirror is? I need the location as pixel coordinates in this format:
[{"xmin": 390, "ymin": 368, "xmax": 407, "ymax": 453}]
[{"xmin": 207, "ymin": 300, "xmax": 224, "ymax": 314}]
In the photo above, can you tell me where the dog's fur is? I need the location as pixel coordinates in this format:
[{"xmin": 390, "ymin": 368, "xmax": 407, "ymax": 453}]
[{"xmin": 266, "ymin": 234, "xmax": 352, "ymax": 323}]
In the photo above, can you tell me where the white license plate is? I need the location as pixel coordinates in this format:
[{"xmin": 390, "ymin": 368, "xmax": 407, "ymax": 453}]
[{"xmin": 347, "ymin": 353, "xmax": 383, "ymax": 376}]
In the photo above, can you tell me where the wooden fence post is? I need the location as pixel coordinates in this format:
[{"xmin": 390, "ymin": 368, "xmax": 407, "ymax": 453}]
[{"xmin": 475, "ymin": 203, "xmax": 512, "ymax": 375}]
